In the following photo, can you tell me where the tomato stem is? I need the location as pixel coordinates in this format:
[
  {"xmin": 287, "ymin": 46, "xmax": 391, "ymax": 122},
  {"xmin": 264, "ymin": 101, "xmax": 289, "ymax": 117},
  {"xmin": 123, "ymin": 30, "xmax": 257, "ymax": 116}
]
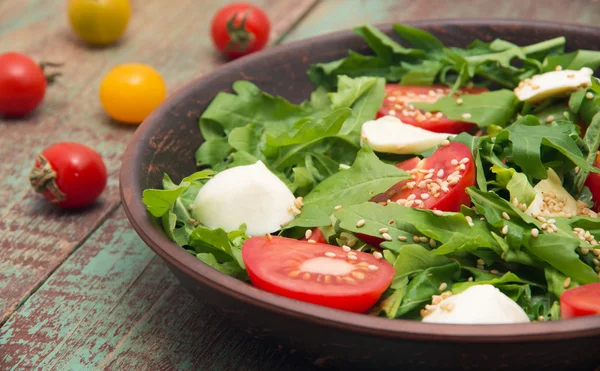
[
  {"xmin": 225, "ymin": 11, "xmax": 255, "ymax": 53},
  {"xmin": 29, "ymin": 154, "xmax": 66, "ymax": 202},
  {"xmin": 39, "ymin": 61, "xmax": 64, "ymax": 85}
]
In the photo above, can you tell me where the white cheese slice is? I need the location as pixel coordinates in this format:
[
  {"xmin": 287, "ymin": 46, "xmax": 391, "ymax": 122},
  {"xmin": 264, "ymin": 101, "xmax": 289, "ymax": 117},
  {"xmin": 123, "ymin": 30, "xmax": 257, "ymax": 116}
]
[
  {"xmin": 361, "ymin": 115, "xmax": 454, "ymax": 154},
  {"xmin": 514, "ymin": 67, "xmax": 593, "ymax": 103},
  {"xmin": 422, "ymin": 284, "xmax": 530, "ymax": 325},
  {"xmin": 525, "ymin": 168, "xmax": 578, "ymax": 217},
  {"xmin": 191, "ymin": 161, "xmax": 296, "ymax": 236}
]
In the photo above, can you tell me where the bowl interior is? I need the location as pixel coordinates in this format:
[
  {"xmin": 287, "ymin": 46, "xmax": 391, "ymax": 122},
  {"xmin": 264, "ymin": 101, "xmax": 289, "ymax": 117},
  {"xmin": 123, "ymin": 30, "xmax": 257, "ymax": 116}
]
[{"xmin": 120, "ymin": 19, "xmax": 600, "ymax": 341}]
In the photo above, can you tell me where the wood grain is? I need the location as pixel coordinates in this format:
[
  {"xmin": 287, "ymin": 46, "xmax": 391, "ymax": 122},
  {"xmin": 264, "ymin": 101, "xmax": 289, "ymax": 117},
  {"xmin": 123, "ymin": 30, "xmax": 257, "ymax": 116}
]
[
  {"xmin": 0, "ymin": 0, "xmax": 316, "ymax": 326},
  {"xmin": 284, "ymin": 0, "xmax": 600, "ymax": 42},
  {"xmin": 2, "ymin": 1, "xmax": 599, "ymax": 370},
  {"xmin": 0, "ymin": 208, "xmax": 318, "ymax": 370}
]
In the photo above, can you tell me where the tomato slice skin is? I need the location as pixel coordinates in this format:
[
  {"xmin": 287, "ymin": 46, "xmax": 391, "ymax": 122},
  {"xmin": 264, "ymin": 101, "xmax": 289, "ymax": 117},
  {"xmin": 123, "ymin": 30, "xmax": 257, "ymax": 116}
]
[
  {"xmin": 372, "ymin": 142, "xmax": 475, "ymax": 212},
  {"xmin": 377, "ymin": 84, "xmax": 488, "ymax": 134},
  {"xmin": 560, "ymin": 283, "xmax": 600, "ymax": 318},
  {"xmin": 242, "ymin": 236, "xmax": 394, "ymax": 313},
  {"xmin": 301, "ymin": 227, "xmax": 328, "ymax": 244},
  {"xmin": 585, "ymin": 154, "xmax": 600, "ymax": 211}
]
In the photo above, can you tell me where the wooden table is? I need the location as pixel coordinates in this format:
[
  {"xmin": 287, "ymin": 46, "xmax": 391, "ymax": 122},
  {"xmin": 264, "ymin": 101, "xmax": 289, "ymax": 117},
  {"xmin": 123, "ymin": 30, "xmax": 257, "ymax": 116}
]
[{"xmin": 1, "ymin": 0, "xmax": 599, "ymax": 369}]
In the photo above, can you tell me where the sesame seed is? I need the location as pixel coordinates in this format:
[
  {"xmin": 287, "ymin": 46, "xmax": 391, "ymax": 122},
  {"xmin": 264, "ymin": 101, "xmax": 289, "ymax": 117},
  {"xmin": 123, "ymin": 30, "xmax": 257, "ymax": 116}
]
[
  {"xmin": 413, "ymin": 235, "xmax": 420, "ymax": 243},
  {"xmin": 456, "ymin": 98, "xmax": 463, "ymax": 105},
  {"xmin": 465, "ymin": 215, "xmax": 473, "ymax": 224},
  {"xmin": 334, "ymin": 205, "xmax": 343, "ymax": 211},
  {"xmin": 368, "ymin": 264, "xmax": 379, "ymax": 271},
  {"xmin": 459, "ymin": 157, "xmax": 470, "ymax": 164},
  {"xmin": 459, "ymin": 164, "xmax": 466, "ymax": 171},
  {"xmin": 407, "ymin": 194, "xmax": 416, "ymax": 201},
  {"xmin": 531, "ymin": 228, "xmax": 539, "ymax": 238},
  {"xmin": 339, "ymin": 164, "xmax": 350, "ymax": 170},
  {"xmin": 419, "ymin": 236, "xmax": 429, "ymax": 243},
  {"xmin": 467, "ymin": 277, "xmax": 473, "ymax": 282},
  {"xmin": 266, "ymin": 234, "xmax": 272, "ymax": 241},
  {"xmin": 342, "ymin": 245, "xmax": 351, "ymax": 252},
  {"xmin": 563, "ymin": 277, "xmax": 571, "ymax": 288},
  {"xmin": 477, "ymin": 259, "xmax": 485, "ymax": 266},
  {"xmin": 325, "ymin": 252, "xmax": 336, "ymax": 258},
  {"xmin": 356, "ymin": 219, "xmax": 365, "ymax": 228},
  {"xmin": 436, "ymin": 169, "xmax": 444, "ymax": 178},
  {"xmin": 304, "ymin": 229, "xmax": 313, "ymax": 240},
  {"xmin": 502, "ymin": 212, "xmax": 510, "ymax": 220},
  {"xmin": 429, "ymin": 239, "xmax": 436, "ymax": 248},
  {"xmin": 502, "ymin": 225, "xmax": 509, "ymax": 235},
  {"xmin": 420, "ymin": 193, "xmax": 430, "ymax": 200},
  {"xmin": 555, "ymin": 65, "xmax": 563, "ymax": 71},
  {"xmin": 490, "ymin": 269, "xmax": 500, "ymax": 274},
  {"xmin": 451, "ymin": 159, "xmax": 459, "ymax": 166},
  {"xmin": 387, "ymin": 96, "xmax": 397, "ymax": 102},
  {"xmin": 567, "ymin": 73, "xmax": 575, "ymax": 78},
  {"xmin": 545, "ymin": 115, "xmax": 555, "ymax": 123},
  {"xmin": 441, "ymin": 139, "xmax": 450, "ymax": 146},
  {"xmin": 433, "ymin": 210, "xmax": 444, "ymax": 216},
  {"xmin": 461, "ymin": 113, "xmax": 472, "ymax": 120},
  {"xmin": 348, "ymin": 255, "xmax": 358, "ymax": 261},
  {"xmin": 389, "ymin": 109, "xmax": 396, "ymax": 115},
  {"xmin": 586, "ymin": 92, "xmax": 594, "ymax": 99},
  {"xmin": 438, "ymin": 282, "xmax": 448, "ymax": 291},
  {"xmin": 382, "ymin": 233, "xmax": 392, "ymax": 241},
  {"xmin": 379, "ymin": 227, "xmax": 389, "ymax": 233},
  {"xmin": 538, "ymin": 316, "xmax": 546, "ymax": 322},
  {"xmin": 398, "ymin": 235, "xmax": 408, "ymax": 241},
  {"xmin": 307, "ymin": 239, "xmax": 316, "ymax": 244},
  {"xmin": 373, "ymin": 251, "xmax": 383, "ymax": 260}
]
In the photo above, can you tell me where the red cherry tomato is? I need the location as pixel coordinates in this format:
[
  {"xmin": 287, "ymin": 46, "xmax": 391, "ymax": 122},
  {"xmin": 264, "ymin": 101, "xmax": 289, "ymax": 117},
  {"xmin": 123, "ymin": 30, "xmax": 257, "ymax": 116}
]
[
  {"xmin": 210, "ymin": 3, "xmax": 270, "ymax": 59},
  {"xmin": 585, "ymin": 153, "xmax": 600, "ymax": 211},
  {"xmin": 0, "ymin": 52, "xmax": 46, "ymax": 117},
  {"xmin": 242, "ymin": 236, "xmax": 394, "ymax": 313},
  {"xmin": 29, "ymin": 142, "xmax": 108, "ymax": 208},
  {"xmin": 377, "ymin": 84, "xmax": 488, "ymax": 134},
  {"xmin": 372, "ymin": 142, "xmax": 475, "ymax": 211},
  {"xmin": 560, "ymin": 282, "xmax": 600, "ymax": 318}
]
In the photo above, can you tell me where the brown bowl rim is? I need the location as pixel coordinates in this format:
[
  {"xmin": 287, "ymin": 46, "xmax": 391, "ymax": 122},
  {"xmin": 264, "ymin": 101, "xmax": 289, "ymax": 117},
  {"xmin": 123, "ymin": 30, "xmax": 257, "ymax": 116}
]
[{"xmin": 120, "ymin": 18, "xmax": 600, "ymax": 343}]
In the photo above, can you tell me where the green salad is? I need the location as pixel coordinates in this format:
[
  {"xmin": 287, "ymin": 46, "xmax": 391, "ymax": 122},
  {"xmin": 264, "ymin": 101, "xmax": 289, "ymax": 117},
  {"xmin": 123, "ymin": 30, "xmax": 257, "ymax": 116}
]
[{"xmin": 143, "ymin": 24, "xmax": 600, "ymax": 324}]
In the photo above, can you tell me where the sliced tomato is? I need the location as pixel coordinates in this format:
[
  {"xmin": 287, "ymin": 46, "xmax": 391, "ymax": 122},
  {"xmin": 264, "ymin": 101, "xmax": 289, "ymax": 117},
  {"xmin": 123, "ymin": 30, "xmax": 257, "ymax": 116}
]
[
  {"xmin": 372, "ymin": 142, "xmax": 475, "ymax": 212},
  {"xmin": 560, "ymin": 282, "xmax": 600, "ymax": 318},
  {"xmin": 242, "ymin": 236, "xmax": 394, "ymax": 313},
  {"xmin": 585, "ymin": 153, "xmax": 600, "ymax": 211},
  {"xmin": 377, "ymin": 84, "xmax": 488, "ymax": 134}
]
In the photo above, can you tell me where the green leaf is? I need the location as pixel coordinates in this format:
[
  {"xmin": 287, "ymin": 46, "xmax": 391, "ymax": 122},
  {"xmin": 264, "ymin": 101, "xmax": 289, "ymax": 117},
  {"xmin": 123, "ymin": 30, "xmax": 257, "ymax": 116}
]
[
  {"xmin": 196, "ymin": 253, "xmax": 248, "ymax": 280},
  {"xmin": 392, "ymin": 24, "xmax": 443, "ymax": 52},
  {"xmin": 524, "ymin": 234, "xmax": 599, "ymax": 285},
  {"xmin": 453, "ymin": 271, "xmax": 538, "ymax": 294},
  {"xmin": 573, "ymin": 113, "xmax": 600, "ymax": 194},
  {"xmin": 266, "ymin": 108, "xmax": 351, "ymax": 148},
  {"xmin": 490, "ymin": 166, "xmax": 536, "ymax": 206},
  {"xmin": 335, "ymin": 77, "xmax": 386, "ymax": 140},
  {"xmin": 228, "ymin": 124, "xmax": 264, "ymax": 158},
  {"xmin": 543, "ymin": 50, "xmax": 600, "ymax": 72},
  {"xmin": 496, "ymin": 115, "xmax": 594, "ymax": 179},
  {"xmin": 353, "ymin": 24, "xmax": 424, "ymax": 64},
  {"xmin": 400, "ymin": 60, "xmax": 443, "ymax": 86},
  {"xmin": 412, "ymin": 90, "xmax": 519, "ymax": 128},
  {"xmin": 296, "ymin": 147, "xmax": 409, "ymax": 221},
  {"xmin": 142, "ymin": 184, "xmax": 188, "ymax": 217},
  {"xmin": 395, "ymin": 262, "xmax": 461, "ymax": 317}
]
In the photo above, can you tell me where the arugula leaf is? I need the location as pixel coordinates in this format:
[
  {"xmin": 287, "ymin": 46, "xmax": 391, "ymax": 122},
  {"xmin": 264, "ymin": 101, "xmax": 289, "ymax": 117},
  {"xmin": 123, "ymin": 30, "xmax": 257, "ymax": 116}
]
[
  {"xmin": 353, "ymin": 24, "xmax": 424, "ymax": 64},
  {"xmin": 543, "ymin": 50, "xmax": 600, "ymax": 72},
  {"xmin": 412, "ymin": 90, "xmax": 519, "ymax": 128},
  {"xmin": 490, "ymin": 166, "xmax": 537, "ymax": 206},
  {"xmin": 524, "ymin": 234, "xmax": 599, "ymax": 285},
  {"xmin": 495, "ymin": 115, "xmax": 595, "ymax": 179},
  {"xmin": 196, "ymin": 253, "xmax": 248, "ymax": 280},
  {"xmin": 395, "ymin": 262, "xmax": 461, "ymax": 317},
  {"xmin": 142, "ymin": 170, "xmax": 214, "ymax": 217},
  {"xmin": 451, "ymin": 132, "xmax": 487, "ymax": 190},
  {"xmin": 400, "ymin": 60, "xmax": 443, "ymax": 86},
  {"xmin": 266, "ymin": 108, "xmax": 351, "ymax": 148},
  {"xmin": 293, "ymin": 147, "xmax": 409, "ymax": 225},
  {"xmin": 573, "ymin": 113, "xmax": 600, "ymax": 195},
  {"xmin": 392, "ymin": 24, "xmax": 443, "ymax": 52},
  {"xmin": 453, "ymin": 271, "xmax": 538, "ymax": 294}
]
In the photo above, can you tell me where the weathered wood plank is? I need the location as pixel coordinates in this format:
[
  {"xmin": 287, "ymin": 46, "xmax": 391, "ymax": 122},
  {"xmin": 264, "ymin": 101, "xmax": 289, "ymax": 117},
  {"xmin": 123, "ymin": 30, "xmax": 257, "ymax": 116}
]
[
  {"xmin": 284, "ymin": 0, "xmax": 600, "ymax": 42},
  {"xmin": 0, "ymin": 0, "xmax": 317, "ymax": 325},
  {"xmin": 0, "ymin": 208, "xmax": 318, "ymax": 371}
]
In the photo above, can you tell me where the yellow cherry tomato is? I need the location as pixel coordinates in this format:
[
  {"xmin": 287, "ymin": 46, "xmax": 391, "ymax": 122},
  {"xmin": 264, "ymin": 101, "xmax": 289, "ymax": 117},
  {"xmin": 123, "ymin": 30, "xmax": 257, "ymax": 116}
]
[
  {"xmin": 99, "ymin": 64, "xmax": 166, "ymax": 124},
  {"xmin": 68, "ymin": 0, "xmax": 131, "ymax": 46}
]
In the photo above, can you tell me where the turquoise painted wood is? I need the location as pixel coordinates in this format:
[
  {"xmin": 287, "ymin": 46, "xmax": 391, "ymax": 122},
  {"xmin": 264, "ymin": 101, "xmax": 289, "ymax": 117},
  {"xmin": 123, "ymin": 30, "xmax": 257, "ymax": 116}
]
[
  {"xmin": 0, "ymin": 0, "xmax": 316, "ymax": 326},
  {"xmin": 1, "ymin": 0, "xmax": 598, "ymax": 370}
]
